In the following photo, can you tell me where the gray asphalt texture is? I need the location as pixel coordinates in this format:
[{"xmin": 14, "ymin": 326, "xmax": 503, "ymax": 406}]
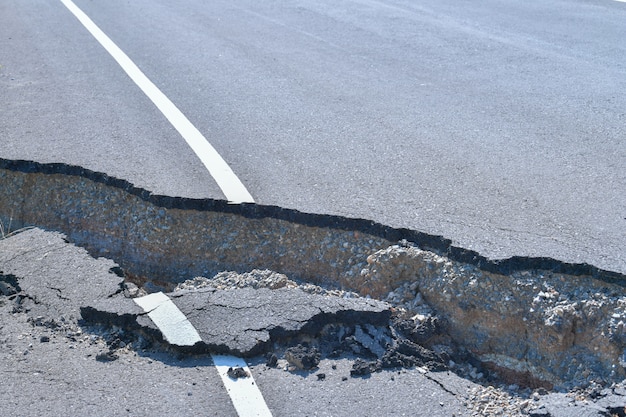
[
  {"xmin": 2, "ymin": 0, "xmax": 626, "ymax": 414},
  {"xmin": 1, "ymin": 0, "xmax": 625, "ymax": 274}
]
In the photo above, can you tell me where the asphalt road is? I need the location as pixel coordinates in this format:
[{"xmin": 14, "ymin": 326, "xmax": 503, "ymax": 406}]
[{"xmin": 1, "ymin": 0, "xmax": 625, "ymax": 273}]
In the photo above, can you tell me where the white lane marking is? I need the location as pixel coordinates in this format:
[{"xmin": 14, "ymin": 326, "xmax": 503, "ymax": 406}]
[
  {"xmin": 212, "ymin": 355, "xmax": 273, "ymax": 417},
  {"xmin": 133, "ymin": 292, "xmax": 273, "ymax": 417},
  {"xmin": 133, "ymin": 292, "xmax": 202, "ymax": 346},
  {"xmin": 59, "ymin": 0, "xmax": 254, "ymax": 204}
]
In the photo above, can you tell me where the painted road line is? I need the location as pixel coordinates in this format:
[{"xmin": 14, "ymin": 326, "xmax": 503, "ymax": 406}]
[
  {"xmin": 212, "ymin": 354, "xmax": 273, "ymax": 417},
  {"xmin": 59, "ymin": 0, "xmax": 255, "ymax": 204},
  {"xmin": 133, "ymin": 292, "xmax": 202, "ymax": 346},
  {"xmin": 133, "ymin": 292, "xmax": 273, "ymax": 416}
]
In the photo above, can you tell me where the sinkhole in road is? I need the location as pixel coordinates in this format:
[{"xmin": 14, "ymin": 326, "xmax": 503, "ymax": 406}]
[{"xmin": 1, "ymin": 157, "xmax": 626, "ymax": 391}]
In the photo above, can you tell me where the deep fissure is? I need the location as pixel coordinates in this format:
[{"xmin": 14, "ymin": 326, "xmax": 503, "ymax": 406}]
[{"xmin": 2, "ymin": 158, "xmax": 626, "ymax": 391}]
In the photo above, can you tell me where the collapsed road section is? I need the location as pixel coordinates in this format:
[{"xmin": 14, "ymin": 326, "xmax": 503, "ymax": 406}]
[
  {"xmin": 0, "ymin": 227, "xmax": 446, "ymax": 379},
  {"xmin": 1, "ymin": 157, "xmax": 626, "ymax": 392}
]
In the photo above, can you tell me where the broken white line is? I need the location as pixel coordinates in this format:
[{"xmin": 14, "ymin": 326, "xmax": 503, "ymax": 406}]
[
  {"xmin": 133, "ymin": 292, "xmax": 272, "ymax": 417},
  {"xmin": 59, "ymin": 0, "xmax": 255, "ymax": 204},
  {"xmin": 133, "ymin": 292, "xmax": 202, "ymax": 346},
  {"xmin": 213, "ymin": 355, "xmax": 273, "ymax": 417}
]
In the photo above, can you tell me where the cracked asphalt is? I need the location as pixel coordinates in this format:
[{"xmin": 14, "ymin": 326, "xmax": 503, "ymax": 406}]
[
  {"xmin": 0, "ymin": 228, "xmax": 237, "ymax": 416},
  {"xmin": 2, "ymin": 0, "xmax": 626, "ymax": 414},
  {"xmin": 0, "ymin": 228, "xmax": 473, "ymax": 416},
  {"xmin": 5, "ymin": 228, "xmax": 626, "ymax": 417}
]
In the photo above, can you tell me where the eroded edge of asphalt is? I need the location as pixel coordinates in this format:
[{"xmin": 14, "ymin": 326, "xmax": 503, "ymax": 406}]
[{"xmin": 1, "ymin": 157, "xmax": 622, "ymax": 282}]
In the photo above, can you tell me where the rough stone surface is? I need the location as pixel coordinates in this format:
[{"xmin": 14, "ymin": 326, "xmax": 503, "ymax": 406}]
[
  {"xmin": 176, "ymin": 270, "xmax": 361, "ymax": 298},
  {"xmin": 285, "ymin": 344, "xmax": 321, "ymax": 370},
  {"xmin": 358, "ymin": 244, "xmax": 626, "ymax": 390},
  {"xmin": 0, "ymin": 162, "xmax": 391, "ymax": 287},
  {"xmin": 3, "ymin": 228, "xmax": 626, "ymax": 415}
]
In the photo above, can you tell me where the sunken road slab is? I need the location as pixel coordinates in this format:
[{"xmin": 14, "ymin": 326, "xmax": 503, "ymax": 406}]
[
  {"xmin": 85, "ymin": 285, "xmax": 391, "ymax": 357},
  {"xmin": 0, "ymin": 227, "xmax": 390, "ymax": 357},
  {"xmin": 170, "ymin": 286, "xmax": 391, "ymax": 355}
]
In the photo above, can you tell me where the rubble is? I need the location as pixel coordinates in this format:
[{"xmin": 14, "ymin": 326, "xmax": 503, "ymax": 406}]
[
  {"xmin": 359, "ymin": 244, "xmax": 626, "ymax": 389},
  {"xmin": 285, "ymin": 345, "xmax": 321, "ymax": 370}
]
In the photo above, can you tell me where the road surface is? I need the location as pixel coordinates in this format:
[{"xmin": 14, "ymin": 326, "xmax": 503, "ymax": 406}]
[
  {"xmin": 1, "ymin": 1, "xmax": 626, "ymax": 415},
  {"xmin": 1, "ymin": 0, "xmax": 625, "ymax": 273}
]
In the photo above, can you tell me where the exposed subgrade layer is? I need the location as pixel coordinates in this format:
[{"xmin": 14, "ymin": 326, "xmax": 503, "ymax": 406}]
[{"xmin": 1, "ymin": 157, "xmax": 626, "ymax": 390}]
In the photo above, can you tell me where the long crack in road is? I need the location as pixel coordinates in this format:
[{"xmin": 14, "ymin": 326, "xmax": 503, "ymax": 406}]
[{"xmin": 2, "ymin": 159, "xmax": 626, "ymax": 416}]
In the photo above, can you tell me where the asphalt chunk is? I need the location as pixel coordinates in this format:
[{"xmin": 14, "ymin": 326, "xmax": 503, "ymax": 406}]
[
  {"xmin": 84, "ymin": 285, "xmax": 391, "ymax": 357},
  {"xmin": 285, "ymin": 344, "xmax": 321, "ymax": 370},
  {"xmin": 226, "ymin": 367, "xmax": 249, "ymax": 379},
  {"xmin": 175, "ymin": 286, "xmax": 390, "ymax": 356},
  {"xmin": 0, "ymin": 227, "xmax": 391, "ymax": 358}
]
